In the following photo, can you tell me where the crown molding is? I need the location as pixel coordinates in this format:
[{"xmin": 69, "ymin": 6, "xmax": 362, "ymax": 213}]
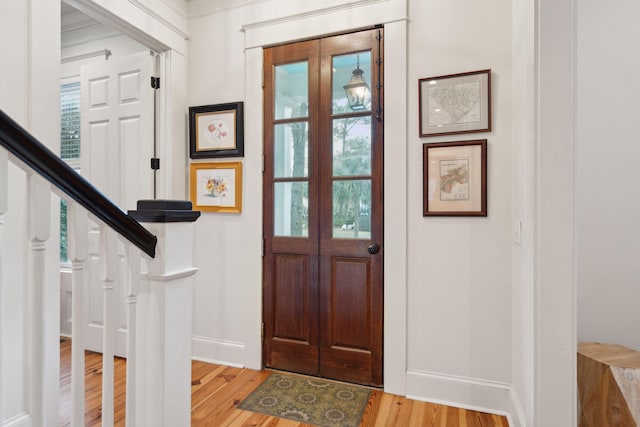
[
  {"xmin": 188, "ymin": 0, "xmax": 267, "ymax": 19},
  {"xmin": 240, "ymin": 0, "xmax": 387, "ymax": 31},
  {"xmin": 158, "ymin": 0, "xmax": 189, "ymax": 19},
  {"xmin": 128, "ymin": 0, "xmax": 189, "ymax": 40}
]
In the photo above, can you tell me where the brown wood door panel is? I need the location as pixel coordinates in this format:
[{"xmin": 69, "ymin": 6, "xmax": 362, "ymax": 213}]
[
  {"xmin": 264, "ymin": 252, "xmax": 319, "ymax": 375},
  {"xmin": 319, "ymin": 346, "xmax": 375, "ymax": 385},
  {"xmin": 328, "ymin": 257, "xmax": 372, "ymax": 351},
  {"xmin": 272, "ymin": 255, "xmax": 313, "ymax": 341},
  {"xmin": 318, "ymin": 254, "xmax": 383, "ymax": 386},
  {"xmin": 263, "ymin": 27, "xmax": 383, "ymax": 387}
]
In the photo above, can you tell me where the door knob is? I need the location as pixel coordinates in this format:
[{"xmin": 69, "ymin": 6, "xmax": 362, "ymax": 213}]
[{"xmin": 367, "ymin": 243, "xmax": 380, "ymax": 255}]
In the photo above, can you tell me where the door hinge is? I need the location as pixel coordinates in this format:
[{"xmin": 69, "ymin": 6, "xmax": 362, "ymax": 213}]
[
  {"xmin": 150, "ymin": 158, "xmax": 160, "ymax": 170},
  {"xmin": 261, "ymin": 239, "xmax": 265, "ymax": 257},
  {"xmin": 262, "ymin": 154, "xmax": 265, "ymax": 173},
  {"xmin": 150, "ymin": 76, "xmax": 160, "ymax": 89},
  {"xmin": 261, "ymin": 322, "xmax": 265, "ymax": 340}
]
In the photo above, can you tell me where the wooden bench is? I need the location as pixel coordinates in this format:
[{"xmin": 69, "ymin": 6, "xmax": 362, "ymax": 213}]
[{"xmin": 578, "ymin": 342, "xmax": 640, "ymax": 426}]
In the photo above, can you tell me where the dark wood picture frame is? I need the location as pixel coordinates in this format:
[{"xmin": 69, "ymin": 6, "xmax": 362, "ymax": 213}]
[
  {"xmin": 419, "ymin": 69, "xmax": 491, "ymax": 137},
  {"xmin": 189, "ymin": 102, "xmax": 244, "ymax": 158},
  {"xmin": 423, "ymin": 139, "xmax": 487, "ymax": 216}
]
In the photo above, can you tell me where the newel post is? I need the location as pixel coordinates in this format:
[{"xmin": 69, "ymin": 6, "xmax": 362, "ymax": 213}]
[{"xmin": 129, "ymin": 200, "xmax": 200, "ymax": 427}]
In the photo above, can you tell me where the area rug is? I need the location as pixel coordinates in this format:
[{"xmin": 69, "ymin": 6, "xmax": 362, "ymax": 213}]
[{"xmin": 238, "ymin": 372, "xmax": 371, "ymax": 427}]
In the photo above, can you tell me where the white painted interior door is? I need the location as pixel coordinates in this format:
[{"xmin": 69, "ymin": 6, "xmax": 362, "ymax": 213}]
[{"xmin": 80, "ymin": 51, "xmax": 154, "ymax": 355}]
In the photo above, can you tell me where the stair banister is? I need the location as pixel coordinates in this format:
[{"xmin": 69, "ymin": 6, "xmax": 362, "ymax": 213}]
[
  {"xmin": 1, "ymin": 108, "xmax": 201, "ymax": 426},
  {"xmin": 0, "ymin": 109, "xmax": 157, "ymax": 258}
]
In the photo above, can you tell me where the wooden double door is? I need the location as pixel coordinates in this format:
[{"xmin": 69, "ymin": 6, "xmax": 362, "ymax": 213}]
[{"xmin": 262, "ymin": 28, "xmax": 384, "ymax": 387}]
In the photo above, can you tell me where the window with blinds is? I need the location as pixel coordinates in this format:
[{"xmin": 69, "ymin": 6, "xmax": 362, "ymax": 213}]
[{"xmin": 60, "ymin": 82, "xmax": 81, "ymax": 160}]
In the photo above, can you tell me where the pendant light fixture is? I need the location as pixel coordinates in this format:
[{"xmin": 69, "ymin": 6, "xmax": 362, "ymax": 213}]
[{"xmin": 343, "ymin": 55, "xmax": 371, "ymax": 111}]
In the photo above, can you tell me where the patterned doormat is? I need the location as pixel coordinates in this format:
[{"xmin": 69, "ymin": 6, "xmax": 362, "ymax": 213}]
[{"xmin": 238, "ymin": 372, "xmax": 371, "ymax": 427}]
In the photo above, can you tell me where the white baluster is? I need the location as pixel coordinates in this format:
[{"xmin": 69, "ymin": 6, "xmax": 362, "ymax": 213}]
[
  {"xmin": 100, "ymin": 226, "xmax": 118, "ymax": 427},
  {"xmin": 27, "ymin": 173, "xmax": 52, "ymax": 426},
  {"xmin": 125, "ymin": 245, "xmax": 142, "ymax": 426},
  {"xmin": 0, "ymin": 147, "xmax": 7, "ymax": 424},
  {"xmin": 67, "ymin": 202, "xmax": 88, "ymax": 426}
]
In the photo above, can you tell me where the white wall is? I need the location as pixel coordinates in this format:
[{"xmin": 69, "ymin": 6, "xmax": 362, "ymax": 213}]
[
  {"xmin": 187, "ymin": 0, "xmax": 515, "ymax": 415},
  {"xmin": 576, "ymin": 0, "xmax": 640, "ymax": 351},
  {"xmin": 404, "ymin": 0, "xmax": 513, "ymax": 413},
  {"xmin": 0, "ymin": 0, "xmax": 61, "ymax": 423},
  {"xmin": 187, "ymin": 7, "xmax": 256, "ymax": 367}
]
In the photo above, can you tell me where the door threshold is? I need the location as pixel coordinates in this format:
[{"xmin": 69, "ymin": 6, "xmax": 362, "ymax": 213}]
[{"xmin": 264, "ymin": 367, "xmax": 383, "ymax": 390}]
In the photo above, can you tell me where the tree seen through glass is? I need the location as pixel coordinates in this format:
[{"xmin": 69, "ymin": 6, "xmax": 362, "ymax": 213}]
[{"xmin": 331, "ymin": 105, "xmax": 371, "ymax": 238}]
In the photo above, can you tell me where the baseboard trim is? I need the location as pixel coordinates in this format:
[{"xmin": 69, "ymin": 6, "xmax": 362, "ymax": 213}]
[
  {"xmin": 2, "ymin": 412, "xmax": 31, "ymax": 427},
  {"xmin": 406, "ymin": 369, "xmax": 511, "ymax": 418},
  {"xmin": 508, "ymin": 388, "xmax": 526, "ymax": 427},
  {"xmin": 191, "ymin": 335, "xmax": 245, "ymax": 368}
]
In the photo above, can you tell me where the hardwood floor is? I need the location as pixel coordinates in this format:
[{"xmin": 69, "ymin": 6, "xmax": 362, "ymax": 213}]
[{"xmin": 60, "ymin": 338, "xmax": 509, "ymax": 426}]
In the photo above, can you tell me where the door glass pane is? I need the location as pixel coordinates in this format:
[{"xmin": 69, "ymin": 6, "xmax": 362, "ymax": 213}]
[
  {"xmin": 332, "ymin": 52, "xmax": 372, "ymax": 113},
  {"xmin": 333, "ymin": 116, "xmax": 371, "ymax": 177},
  {"xmin": 332, "ymin": 179, "xmax": 371, "ymax": 239},
  {"xmin": 275, "ymin": 62, "xmax": 309, "ymax": 120},
  {"xmin": 274, "ymin": 122, "xmax": 309, "ymax": 178},
  {"xmin": 274, "ymin": 182, "xmax": 309, "ymax": 237}
]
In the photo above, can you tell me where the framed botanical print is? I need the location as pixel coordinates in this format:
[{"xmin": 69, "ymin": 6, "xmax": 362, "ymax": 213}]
[
  {"xmin": 189, "ymin": 161, "xmax": 242, "ymax": 213},
  {"xmin": 189, "ymin": 102, "xmax": 244, "ymax": 158}
]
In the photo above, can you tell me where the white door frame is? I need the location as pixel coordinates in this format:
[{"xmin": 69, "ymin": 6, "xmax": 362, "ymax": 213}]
[
  {"xmin": 63, "ymin": 0, "xmax": 187, "ymax": 200},
  {"xmin": 242, "ymin": 7, "xmax": 409, "ymax": 396}
]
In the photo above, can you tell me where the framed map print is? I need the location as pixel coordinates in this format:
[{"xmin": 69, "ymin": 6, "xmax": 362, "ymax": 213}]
[
  {"xmin": 189, "ymin": 102, "xmax": 244, "ymax": 158},
  {"xmin": 190, "ymin": 161, "xmax": 242, "ymax": 213},
  {"xmin": 423, "ymin": 140, "xmax": 487, "ymax": 216},
  {"xmin": 419, "ymin": 69, "xmax": 491, "ymax": 137}
]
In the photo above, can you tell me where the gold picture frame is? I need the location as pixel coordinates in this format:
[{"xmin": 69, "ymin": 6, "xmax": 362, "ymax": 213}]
[{"xmin": 190, "ymin": 162, "xmax": 242, "ymax": 213}]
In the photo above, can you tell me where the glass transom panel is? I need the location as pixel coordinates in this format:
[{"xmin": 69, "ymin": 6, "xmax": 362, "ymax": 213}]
[{"xmin": 275, "ymin": 62, "xmax": 309, "ymax": 120}]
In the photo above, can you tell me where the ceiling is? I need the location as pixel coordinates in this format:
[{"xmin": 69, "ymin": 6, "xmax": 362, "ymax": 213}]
[{"xmin": 61, "ymin": 3, "xmax": 76, "ymax": 15}]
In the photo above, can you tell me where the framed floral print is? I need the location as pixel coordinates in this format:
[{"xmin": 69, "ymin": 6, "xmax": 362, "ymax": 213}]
[
  {"xmin": 190, "ymin": 162, "xmax": 242, "ymax": 213},
  {"xmin": 189, "ymin": 102, "xmax": 244, "ymax": 158}
]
